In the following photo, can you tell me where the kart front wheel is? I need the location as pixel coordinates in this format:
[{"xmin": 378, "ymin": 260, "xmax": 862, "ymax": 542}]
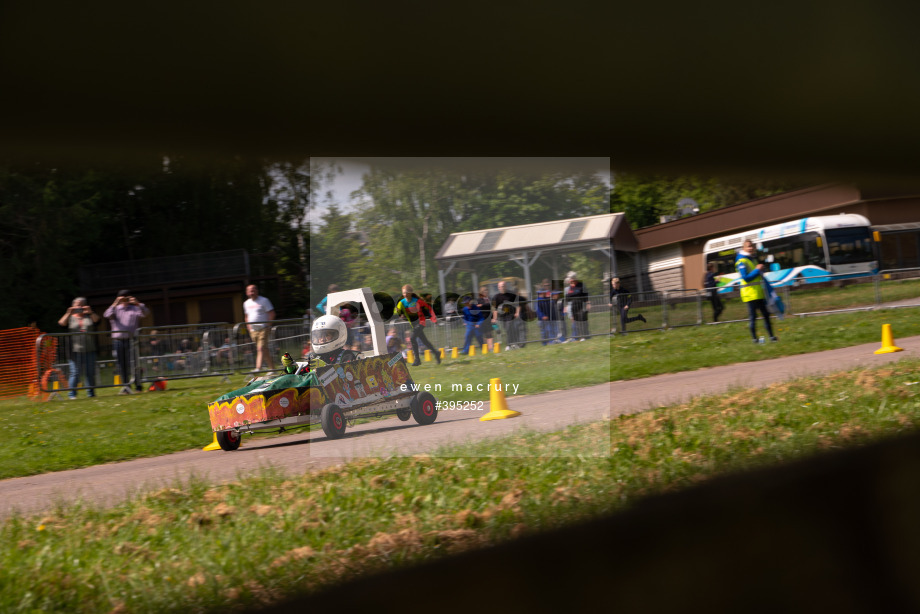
[
  {"xmin": 216, "ymin": 430, "xmax": 241, "ymax": 451},
  {"xmin": 412, "ymin": 392, "xmax": 439, "ymax": 426},
  {"xmin": 321, "ymin": 403, "xmax": 347, "ymax": 439}
]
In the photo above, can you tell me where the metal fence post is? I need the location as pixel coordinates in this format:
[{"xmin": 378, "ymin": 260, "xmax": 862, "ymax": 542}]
[{"xmin": 662, "ymin": 291, "xmax": 669, "ymax": 328}]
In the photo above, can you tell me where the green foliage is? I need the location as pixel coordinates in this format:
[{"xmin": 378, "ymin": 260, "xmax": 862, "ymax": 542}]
[
  {"xmin": 1, "ymin": 358, "xmax": 919, "ymax": 613},
  {"xmin": 2, "ymin": 306, "xmax": 920, "ymax": 480},
  {"xmin": 0, "ymin": 157, "xmax": 310, "ymax": 329},
  {"xmin": 309, "ymin": 205, "xmax": 366, "ymax": 309},
  {"xmin": 609, "ymin": 172, "xmax": 800, "ymax": 228},
  {"xmin": 351, "ymin": 165, "xmax": 610, "ymax": 294}
]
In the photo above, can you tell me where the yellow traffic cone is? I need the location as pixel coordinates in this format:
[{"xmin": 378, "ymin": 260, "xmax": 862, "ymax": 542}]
[
  {"xmin": 480, "ymin": 378, "xmax": 522, "ymax": 421},
  {"xmin": 451, "ymin": 347, "xmax": 458, "ymax": 359},
  {"xmin": 482, "ymin": 343, "xmax": 488, "ymax": 354},
  {"xmin": 469, "ymin": 345, "xmax": 476, "ymax": 356},
  {"xmin": 874, "ymin": 323, "xmax": 904, "ymax": 354},
  {"xmin": 406, "ymin": 349, "xmax": 415, "ymax": 364},
  {"xmin": 203, "ymin": 432, "xmax": 221, "ymax": 451},
  {"xmin": 439, "ymin": 347, "xmax": 446, "ymax": 359},
  {"xmin": 424, "ymin": 349, "xmax": 432, "ymax": 362},
  {"xmin": 493, "ymin": 343, "xmax": 501, "ymax": 353},
  {"xmin": 114, "ymin": 374, "xmax": 121, "ymax": 386}
]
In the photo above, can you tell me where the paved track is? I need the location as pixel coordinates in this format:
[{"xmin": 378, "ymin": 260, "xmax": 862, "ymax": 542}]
[{"xmin": 2, "ymin": 335, "xmax": 919, "ymax": 518}]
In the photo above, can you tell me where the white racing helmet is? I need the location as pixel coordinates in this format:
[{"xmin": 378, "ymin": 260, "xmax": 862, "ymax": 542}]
[{"xmin": 311, "ymin": 315, "xmax": 347, "ymax": 355}]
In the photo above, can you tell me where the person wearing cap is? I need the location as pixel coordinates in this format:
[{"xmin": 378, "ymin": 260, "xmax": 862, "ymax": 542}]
[{"xmin": 104, "ymin": 289, "xmax": 149, "ymax": 392}]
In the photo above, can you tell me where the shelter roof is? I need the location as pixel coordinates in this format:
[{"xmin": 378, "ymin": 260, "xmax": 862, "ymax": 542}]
[{"xmin": 434, "ymin": 213, "xmax": 635, "ymax": 263}]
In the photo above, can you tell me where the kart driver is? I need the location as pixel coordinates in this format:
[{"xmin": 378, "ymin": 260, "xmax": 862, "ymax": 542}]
[{"xmin": 307, "ymin": 314, "xmax": 361, "ymax": 365}]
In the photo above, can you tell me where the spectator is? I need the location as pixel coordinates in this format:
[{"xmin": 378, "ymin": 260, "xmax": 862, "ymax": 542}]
[
  {"xmin": 703, "ymin": 262, "xmax": 724, "ymax": 322},
  {"xmin": 443, "ymin": 296, "xmax": 459, "ymax": 326},
  {"xmin": 403, "ymin": 330, "xmax": 413, "ymax": 359},
  {"xmin": 492, "ymin": 281, "xmax": 522, "ymax": 350},
  {"xmin": 104, "ymin": 290, "xmax": 149, "ymax": 392},
  {"xmin": 535, "ymin": 280, "xmax": 561, "ymax": 345},
  {"xmin": 214, "ymin": 336, "xmax": 232, "ymax": 367},
  {"xmin": 386, "ymin": 325, "xmax": 405, "ymax": 356},
  {"xmin": 339, "ymin": 303, "xmax": 357, "ymax": 346},
  {"xmin": 555, "ymin": 289, "xmax": 568, "ymax": 343},
  {"xmin": 244, "ymin": 284, "xmax": 276, "ymax": 372},
  {"xmin": 518, "ymin": 291, "xmax": 535, "ymax": 345},
  {"xmin": 174, "ymin": 338, "xmax": 194, "ymax": 370},
  {"xmin": 315, "ymin": 283, "xmax": 340, "ymax": 316},
  {"xmin": 609, "ymin": 278, "xmax": 646, "ymax": 335},
  {"xmin": 301, "ymin": 340, "xmax": 312, "ymax": 359},
  {"xmin": 147, "ymin": 329, "xmax": 166, "ymax": 373},
  {"xmin": 58, "ymin": 297, "xmax": 99, "ymax": 399},
  {"xmin": 566, "ymin": 278, "xmax": 591, "ymax": 341},
  {"xmin": 395, "ymin": 284, "xmax": 441, "ymax": 366},
  {"xmin": 736, "ymin": 239, "xmax": 778, "ymax": 343},
  {"xmin": 474, "ymin": 286, "xmax": 495, "ymax": 352},
  {"xmin": 459, "ymin": 295, "xmax": 486, "ymax": 354}
]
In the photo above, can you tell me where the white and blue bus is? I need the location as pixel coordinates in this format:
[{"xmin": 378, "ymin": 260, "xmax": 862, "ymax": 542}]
[{"xmin": 703, "ymin": 214, "xmax": 878, "ymax": 292}]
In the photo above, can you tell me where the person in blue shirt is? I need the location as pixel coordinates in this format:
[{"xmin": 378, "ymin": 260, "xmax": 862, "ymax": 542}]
[
  {"xmin": 459, "ymin": 295, "xmax": 487, "ymax": 354},
  {"xmin": 535, "ymin": 280, "xmax": 561, "ymax": 345},
  {"xmin": 736, "ymin": 240, "xmax": 777, "ymax": 343},
  {"xmin": 315, "ymin": 284, "xmax": 340, "ymax": 316}
]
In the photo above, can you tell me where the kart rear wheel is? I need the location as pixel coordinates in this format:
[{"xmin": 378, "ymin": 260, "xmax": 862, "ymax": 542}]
[
  {"xmin": 321, "ymin": 403, "xmax": 347, "ymax": 439},
  {"xmin": 216, "ymin": 430, "xmax": 241, "ymax": 451},
  {"xmin": 396, "ymin": 406, "xmax": 412, "ymax": 421},
  {"xmin": 412, "ymin": 392, "xmax": 438, "ymax": 426}
]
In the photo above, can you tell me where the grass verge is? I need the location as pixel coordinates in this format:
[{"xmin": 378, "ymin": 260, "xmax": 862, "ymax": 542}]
[
  {"xmin": 2, "ymin": 306, "xmax": 919, "ymax": 479},
  {"xmin": 1, "ymin": 358, "xmax": 919, "ymax": 613}
]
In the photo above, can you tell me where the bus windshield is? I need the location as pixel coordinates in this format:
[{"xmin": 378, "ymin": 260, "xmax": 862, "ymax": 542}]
[{"xmin": 825, "ymin": 227, "xmax": 874, "ymax": 265}]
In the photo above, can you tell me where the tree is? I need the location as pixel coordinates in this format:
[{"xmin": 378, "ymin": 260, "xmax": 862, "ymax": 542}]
[
  {"xmin": 353, "ymin": 164, "xmax": 610, "ymax": 294},
  {"xmin": 610, "ymin": 172, "xmax": 801, "ymax": 229},
  {"xmin": 0, "ymin": 155, "xmax": 312, "ymax": 329},
  {"xmin": 309, "ymin": 205, "xmax": 365, "ymax": 311}
]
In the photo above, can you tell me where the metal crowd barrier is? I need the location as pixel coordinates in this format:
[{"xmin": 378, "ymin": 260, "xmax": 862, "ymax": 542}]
[
  {"xmin": 230, "ymin": 318, "xmax": 311, "ymax": 376},
  {"xmin": 33, "ymin": 269, "xmax": 920, "ymax": 396},
  {"xmin": 136, "ymin": 323, "xmax": 234, "ymax": 384}
]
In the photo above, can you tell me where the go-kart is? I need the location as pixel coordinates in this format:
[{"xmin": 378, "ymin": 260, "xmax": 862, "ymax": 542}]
[{"xmin": 206, "ymin": 288, "xmax": 440, "ymax": 450}]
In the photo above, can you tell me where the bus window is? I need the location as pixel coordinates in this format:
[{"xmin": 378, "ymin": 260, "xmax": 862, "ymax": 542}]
[
  {"xmin": 761, "ymin": 231, "xmax": 824, "ymax": 270},
  {"xmin": 705, "ymin": 249, "xmax": 737, "ymax": 276},
  {"xmin": 825, "ymin": 228, "xmax": 875, "ymax": 265}
]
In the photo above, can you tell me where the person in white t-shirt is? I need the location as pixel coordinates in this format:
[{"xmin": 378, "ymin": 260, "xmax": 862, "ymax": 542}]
[{"xmin": 244, "ymin": 284, "xmax": 276, "ymax": 372}]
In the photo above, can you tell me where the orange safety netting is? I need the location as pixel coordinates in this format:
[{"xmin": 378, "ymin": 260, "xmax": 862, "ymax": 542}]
[{"xmin": 0, "ymin": 327, "xmax": 51, "ymax": 400}]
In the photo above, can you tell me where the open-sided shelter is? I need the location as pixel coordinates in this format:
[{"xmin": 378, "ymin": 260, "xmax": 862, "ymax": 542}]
[{"xmin": 434, "ymin": 213, "xmax": 640, "ymax": 300}]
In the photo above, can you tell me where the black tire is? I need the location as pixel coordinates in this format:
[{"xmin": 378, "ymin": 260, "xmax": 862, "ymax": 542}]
[
  {"xmin": 411, "ymin": 391, "xmax": 439, "ymax": 425},
  {"xmin": 216, "ymin": 430, "xmax": 241, "ymax": 451},
  {"xmin": 321, "ymin": 403, "xmax": 347, "ymax": 439},
  {"xmin": 396, "ymin": 406, "xmax": 412, "ymax": 421}
]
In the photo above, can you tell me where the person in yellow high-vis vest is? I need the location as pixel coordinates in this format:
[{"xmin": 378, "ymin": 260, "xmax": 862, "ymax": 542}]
[{"xmin": 736, "ymin": 240, "xmax": 777, "ymax": 343}]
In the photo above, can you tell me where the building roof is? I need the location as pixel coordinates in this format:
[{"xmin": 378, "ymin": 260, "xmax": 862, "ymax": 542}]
[
  {"xmin": 634, "ymin": 184, "xmax": 864, "ymax": 250},
  {"xmin": 434, "ymin": 213, "xmax": 636, "ymax": 263}
]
